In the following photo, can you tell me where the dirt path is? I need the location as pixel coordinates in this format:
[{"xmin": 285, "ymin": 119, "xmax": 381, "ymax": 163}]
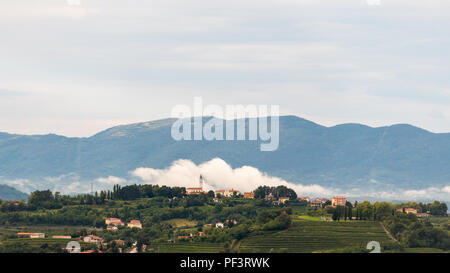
[
  {"xmin": 230, "ymin": 239, "xmax": 242, "ymax": 252},
  {"xmin": 379, "ymin": 221, "xmax": 400, "ymax": 244}
]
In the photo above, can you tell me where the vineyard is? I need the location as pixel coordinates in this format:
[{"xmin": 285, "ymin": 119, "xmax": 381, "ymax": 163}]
[
  {"xmin": 238, "ymin": 220, "xmax": 392, "ymax": 253},
  {"xmin": 0, "ymin": 238, "xmax": 95, "ymax": 251},
  {"xmin": 151, "ymin": 241, "xmax": 226, "ymax": 253},
  {"xmin": 149, "ymin": 220, "xmax": 392, "ymax": 253}
]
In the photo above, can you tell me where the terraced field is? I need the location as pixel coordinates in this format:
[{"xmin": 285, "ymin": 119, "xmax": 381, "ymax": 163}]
[
  {"xmin": 151, "ymin": 242, "xmax": 226, "ymax": 253},
  {"xmin": 0, "ymin": 238, "xmax": 95, "ymax": 249},
  {"xmin": 238, "ymin": 220, "xmax": 391, "ymax": 253}
]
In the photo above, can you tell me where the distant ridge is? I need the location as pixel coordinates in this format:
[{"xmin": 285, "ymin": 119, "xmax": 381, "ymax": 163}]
[
  {"xmin": 0, "ymin": 184, "xmax": 28, "ymax": 201},
  {"xmin": 0, "ymin": 115, "xmax": 449, "ymax": 192}
]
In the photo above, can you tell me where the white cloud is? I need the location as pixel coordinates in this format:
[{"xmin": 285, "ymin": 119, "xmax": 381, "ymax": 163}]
[
  {"xmin": 347, "ymin": 186, "xmax": 450, "ymax": 202},
  {"xmin": 443, "ymin": 186, "xmax": 450, "ymax": 193},
  {"xmin": 1, "ymin": 159, "xmax": 449, "ymax": 202},
  {"xmin": 0, "ymin": 0, "xmax": 449, "ymax": 136},
  {"xmin": 95, "ymin": 176, "xmax": 127, "ymax": 185},
  {"xmin": 131, "ymin": 158, "xmax": 334, "ymax": 197},
  {"xmin": 403, "ymin": 189, "xmax": 428, "ymax": 198}
]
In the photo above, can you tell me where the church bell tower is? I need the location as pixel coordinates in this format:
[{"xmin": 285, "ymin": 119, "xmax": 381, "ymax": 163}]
[{"xmin": 199, "ymin": 175, "xmax": 204, "ymax": 190}]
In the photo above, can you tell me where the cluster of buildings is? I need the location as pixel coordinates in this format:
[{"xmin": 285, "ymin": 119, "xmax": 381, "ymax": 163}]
[
  {"xmin": 396, "ymin": 207, "xmax": 430, "ymax": 217},
  {"xmin": 297, "ymin": 196, "xmax": 348, "ymax": 208},
  {"xmin": 17, "ymin": 232, "xmax": 72, "ymax": 239},
  {"xmin": 215, "ymin": 219, "xmax": 238, "ymax": 228},
  {"xmin": 186, "ymin": 175, "xmax": 246, "ymax": 198},
  {"xmin": 83, "ymin": 234, "xmax": 103, "ymax": 245},
  {"xmin": 177, "ymin": 231, "xmax": 205, "ymax": 240},
  {"xmin": 17, "ymin": 232, "xmax": 46, "ymax": 238},
  {"xmin": 215, "ymin": 189, "xmax": 240, "ymax": 198},
  {"xmin": 264, "ymin": 194, "xmax": 290, "ymax": 205},
  {"xmin": 105, "ymin": 218, "xmax": 142, "ymax": 230}
]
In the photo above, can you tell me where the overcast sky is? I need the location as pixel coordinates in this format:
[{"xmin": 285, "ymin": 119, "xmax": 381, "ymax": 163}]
[{"xmin": 1, "ymin": 0, "xmax": 450, "ymax": 136}]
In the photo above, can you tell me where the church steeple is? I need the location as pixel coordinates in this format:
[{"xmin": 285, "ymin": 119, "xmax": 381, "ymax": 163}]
[{"xmin": 199, "ymin": 175, "xmax": 204, "ymax": 190}]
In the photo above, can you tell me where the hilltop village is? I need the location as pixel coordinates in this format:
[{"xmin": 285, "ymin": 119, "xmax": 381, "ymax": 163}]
[{"xmin": 0, "ymin": 176, "xmax": 449, "ymax": 253}]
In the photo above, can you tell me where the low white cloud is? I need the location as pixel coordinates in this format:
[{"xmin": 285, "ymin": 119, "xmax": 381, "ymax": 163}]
[
  {"xmin": 346, "ymin": 186, "xmax": 450, "ymax": 202},
  {"xmin": 95, "ymin": 176, "xmax": 127, "ymax": 185},
  {"xmin": 131, "ymin": 158, "xmax": 334, "ymax": 197},
  {"xmin": 1, "ymin": 178, "xmax": 34, "ymax": 193},
  {"xmin": 443, "ymin": 186, "xmax": 450, "ymax": 193},
  {"xmin": 44, "ymin": 173, "xmax": 80, "ymax": 183},
  {"xmin": 1, "ymin": 158, "xmax": 449, "ymax": 202},
  {"xmin": 53, "ymin": 182, "xmax": 85, "ymax": 195}
]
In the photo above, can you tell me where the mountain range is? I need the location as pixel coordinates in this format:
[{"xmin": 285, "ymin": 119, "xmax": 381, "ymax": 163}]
[
  {"xmin": 0, "ymin": 116, "xmax": 449, "ymax": 195},
  {"xmin": 0, "ymin": 184, "xmax": 28, "ymax": 201}
]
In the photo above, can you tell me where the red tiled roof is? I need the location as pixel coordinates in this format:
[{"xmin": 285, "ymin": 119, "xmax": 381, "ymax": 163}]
[{"xmin": 80, "ymin": 250, "xmax": 102, "ymax": 253}]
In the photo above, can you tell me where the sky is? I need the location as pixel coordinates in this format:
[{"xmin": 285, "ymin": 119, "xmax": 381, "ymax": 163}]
[{"xmin": 1, "ymin": 0, "xmax": 450, "ymax": 136}]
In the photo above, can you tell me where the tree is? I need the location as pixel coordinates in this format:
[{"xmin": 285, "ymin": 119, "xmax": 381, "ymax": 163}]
[
  {"xmin": 429, "ymin": 201, "xmax": 448, "ymax": 216},
  {"xmin": 356, "ymin": 201, "xmax": 374, "ymax": 220},
  {"xmin": 29, "ymin": 190, "xmax": 54, "ymax": 206},
  {"xmin": 254, "ymin": 186, "xmax": 272, "ymax": 199}
]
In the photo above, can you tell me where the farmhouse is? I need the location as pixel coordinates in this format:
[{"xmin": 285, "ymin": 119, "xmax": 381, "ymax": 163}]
[
  {"xmin": 52, "ymin": 235, "xmax": 71, "ymax": 239},
  {"xmin": 127, "ymin": 220, "xmax": 143, "ymax": 229},
  {"xmin": 17, "ymin": 232, "xmax": 45, "ymax": 238},
  {"xmin": 80, "ymin": 249, "xmax": 103, "ymax": 253},
  {"xmin": 315, "ymin": 198, "xmax": 330, "ymax": 203},
  {"xmin": 187, "ymin": 187, "xmax": 203, "ymax": 195},
  {"xmin": 113, "ymin": 239, "xmax": 125, "ymax": 245},
  {"xmin": 244, "ymin": 192, "xmax": 255, "ymax": 199},
  {"xmin": 17, "ymin": 232, "xmax": 33, "ymax": 238},
  {"xmin": 310, "ymin": 201, "xmax": 322, "ymax": 208},
  {"xmin": 416, "ymin": 213, "xmax": 430, "ymax": 218},
  {"xmin": 279, "ymin": 197, "xmax": 290, "ymax": 204},
  {"xmin": 83, "ymin": 235, "xmax": 103, "ymax": 245},
  {"xmin": 105, "ymin": 218, "xmax": 124, "ymax": 226},
  {"xmin": 215, "ymin": 189, "xmax": 240, "ymax": 198},
  {"xmin": 332, "ymin": 196, "xmax": 347, "ymax": 207},
  {"xmin": 396, "ymin": 208, "xmax": 418, "ymax": 214},
  {"xmin": 107, "ymin": 225, "xmax": 118, "ymax": 231},
  {"xmin": 298, "ymin": 197, "xmax": 310, "ymax": 202},
  {"xmin": 265, "ymin": 194, "xmax": 275, "ymax": 201}
]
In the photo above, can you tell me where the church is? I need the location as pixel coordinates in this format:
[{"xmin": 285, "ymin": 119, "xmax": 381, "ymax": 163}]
[{"xmin": 186, "ymin": 175, "xmax": 206, "ymax": 195}]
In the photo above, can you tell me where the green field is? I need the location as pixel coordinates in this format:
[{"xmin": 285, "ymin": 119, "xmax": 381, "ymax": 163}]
[
  {"xmin": 400, "ymin": 248, "xmax": 450, "ymax": 253},
  {"xmin": 297, "ymin": 215, "xmax": 323, "ymax": 221},
  {"xmin": 162, "ymin": 218, "xmax": 198, "ymax": 228},
  {"xmin": 238, "ymin": 220, "xmax": 391, "ymax": 253},
  {"xmin": 151, "ymin": 242, "xmax": 226, "ymax": 253}
]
